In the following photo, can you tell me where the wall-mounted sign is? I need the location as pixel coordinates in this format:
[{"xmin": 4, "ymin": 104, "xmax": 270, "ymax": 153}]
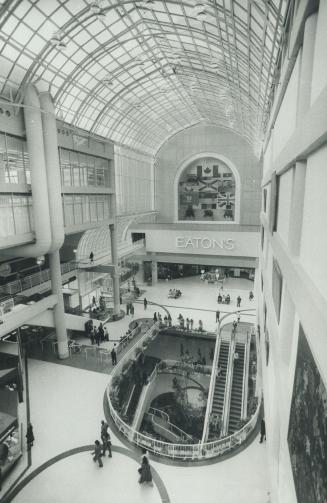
[
  {"xmin": 176, "ymin": 236, "xmax": 235, "ymax": 250},
  {"xmin": 140, "ymin": 229, "xmax": 259, "ymax": 258}
]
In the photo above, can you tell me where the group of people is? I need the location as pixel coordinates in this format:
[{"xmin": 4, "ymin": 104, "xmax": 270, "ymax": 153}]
[
  {"xmin": 217, "ymin": 293, "xmax": 231, "ymax": 304},
  {"xmin": 153, "ymin": 312, "xmax": 172, "ymax": 327},
  {"xmin": 91, "ymin": 420, "xmax": 113, "ymax": 468},
  {"xmin": 177, "ymin": 314, "xmax": 204, "ymax": 332},
  {"xmin": 168, "ymin": 288, "xmax": 182, "ymax": 299},
  {"xmin": 92, "ymin": 422, "xmax": 153, "ymax": 485},
  {"xmin": 85, "ymin": 320, "xmax": 109, "ymax": 346},
  {"xmin": 125, "ymin": 302, "xmax": 135, "ymax": 317}
]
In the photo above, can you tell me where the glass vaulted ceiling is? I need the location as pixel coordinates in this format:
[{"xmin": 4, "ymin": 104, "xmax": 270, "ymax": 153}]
[{"xmin": 0, "ymin": 0, "xmax": 289, "ymax": 155}]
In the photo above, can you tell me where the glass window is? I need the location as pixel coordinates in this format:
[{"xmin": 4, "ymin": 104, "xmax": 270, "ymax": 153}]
[
  {"xmin": 0, "ymin": 195, "xmax": 15, "ymax": 237},
  {"xmin": 12, "ymin": 195, "xmax": 31, "ymax": 234}
]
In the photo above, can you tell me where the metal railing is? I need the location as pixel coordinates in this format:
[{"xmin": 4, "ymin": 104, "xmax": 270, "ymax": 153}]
[
  {"xmin": 147, "ymin": 408, "xmax": 193, "ymax": 441},
  {"xmin": 0, "ymin": 261, "xmax": 77, "ymax": 295},
  {"xmin": 0, "ymin": 297, "xmax": 15, "ymax": 316},
  {"xmin": 107, "ymin": 314, "xmax": 261, "ymax": 460}
]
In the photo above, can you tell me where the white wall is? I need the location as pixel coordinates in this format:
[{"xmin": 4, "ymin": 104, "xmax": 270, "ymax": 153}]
[
  {"xmin": 273, "ymin": 53, "xmax": 300, "ymax": 161},
  {"xmin": 276, "ymin": 167, "xmax": 294, "ymax": 246},
  {"xmin": 311, "ymin": 0, "xmax": 327, "ymax": 104},
  {"xmin": 299, "ymin": 144, "xmax": 327, "ymax": 298}
]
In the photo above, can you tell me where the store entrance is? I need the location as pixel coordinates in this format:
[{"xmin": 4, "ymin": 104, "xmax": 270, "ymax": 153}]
[{"xmin": 147, "ymin": 263, "xmax": 255, "ymax": 282}]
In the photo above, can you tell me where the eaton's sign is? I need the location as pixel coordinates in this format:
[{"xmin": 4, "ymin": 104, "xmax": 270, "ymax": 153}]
[
  {"xmin": 176, "ymin": 236, "xmax": 235, "ymax": 250},
  {"xmin": 142, "ymin": 229, "xmax": 259, "ymax": 258}
]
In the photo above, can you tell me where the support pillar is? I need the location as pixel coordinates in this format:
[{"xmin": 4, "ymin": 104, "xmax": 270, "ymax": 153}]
[
  {"xmin": 109, "ymin": 224, "xmax": 120, "ymax": 317},
  {"xmin": 151, "ymin": 255, "xmax": 158, "ymax": 285},
  {"xmin": 49, "ymin": 250, "xmax": 69, "ymax": 359}
]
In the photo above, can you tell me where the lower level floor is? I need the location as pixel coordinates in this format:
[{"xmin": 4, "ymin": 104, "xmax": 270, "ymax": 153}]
[{"xmin": 2, "ymin": 275, "xmax": 269, "ymax": 503}]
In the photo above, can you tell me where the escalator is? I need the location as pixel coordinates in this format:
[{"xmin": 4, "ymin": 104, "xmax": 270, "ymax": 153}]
[
  {"xmin": 208, "ymin": 340, "xmax": 230, "ymax": 440},
  {"xmin": 227, "ymin": 343, "xmax": 245, "ymax": 434}
]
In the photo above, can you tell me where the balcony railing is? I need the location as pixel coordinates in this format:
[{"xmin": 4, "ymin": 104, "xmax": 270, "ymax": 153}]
[{"xmin": 0, "ymin": 261, "xmax": 77, "ymax": 295}]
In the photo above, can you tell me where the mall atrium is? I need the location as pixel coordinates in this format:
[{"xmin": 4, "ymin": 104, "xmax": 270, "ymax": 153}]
[{"xmin": 0, "ymin": 0, "xmax": 326, "ymax": 502}]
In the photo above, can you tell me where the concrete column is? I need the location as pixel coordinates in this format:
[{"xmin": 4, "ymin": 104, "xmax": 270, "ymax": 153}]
[
  {"xmin": 297, "ymin": 13, "xmax": 318, "ymax": 122},
  {"xmin": 288, "ymin": 161, "xmax": 306, "ymax": 256},
  {"xmin": 49, "ymin": 250, "xmax": 68, "ymax": 359},
  {"xmin": 151, "ymin": 255, "xmax": 158, "ymax": 285},
  {"xmin": 39, "ymin": 89, "xmax": 65, "ymax": 251},
  {"xmin": 109, "ymin": 224, "xmax": 120, "ymax": 317}
]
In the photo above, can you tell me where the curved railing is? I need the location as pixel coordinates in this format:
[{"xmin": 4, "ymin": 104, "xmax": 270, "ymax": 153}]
[{"xmin": 107, "ymin": 313, "xmax": 261, "ymax": 460}]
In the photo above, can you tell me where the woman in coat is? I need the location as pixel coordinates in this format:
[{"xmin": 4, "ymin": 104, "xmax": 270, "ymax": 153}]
[{"xmin": 138, "ymin": 456, "xmax": 153, "ymax": 484}]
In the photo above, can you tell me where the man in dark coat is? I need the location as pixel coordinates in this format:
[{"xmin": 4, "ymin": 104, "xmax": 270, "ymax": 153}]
[{"xmin": 260, "ymin": 418, "xmax": 266, "ymax": 443}]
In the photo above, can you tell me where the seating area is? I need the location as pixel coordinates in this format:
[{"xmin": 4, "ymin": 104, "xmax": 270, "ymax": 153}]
[{"xmin": 168, "ymin": 289, "xmax": 182, "ymax": 299}]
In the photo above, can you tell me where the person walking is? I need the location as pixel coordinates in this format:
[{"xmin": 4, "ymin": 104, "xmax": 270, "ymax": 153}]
[
  {"xmin": 104, "ymin": 326, "xmax": 109, "ymax": 341},
  {"xmin": 237, "ymin": 295, "xmax": 242, "ymax": 308},
  {"xmin": 130, "ymin": 304, "xmax": 134, "ymax": 318},
  {"xmin": 102, "ymin": 431, "xmax": 112, "ymax": 458},
  {"xmin": 198, "ymin": 319, "xmax": 203, "ymax": 331},
  {"xmin": 126, "ymin": 303, "xmax": 130, "ymax": 315},
  {"xmin": 216, "ymin": 310, "xmax": 220, "ymax": 322},
  {"xmin": 237, "ymin": 311, "xmax": 241, "ymax": 324},
  {"xmin": 143, "ymin": 298, "xmax": 148, "ymax": 310},
  {"xmin": 26, "ymin": 423, "xmax": 34, "ymax": 450},
  {"xmin": 260, "ymin": 418, "xmax": 266, "ymax": 443},
  {"xmin": 111, "ymin": 345, "xmax": 117, "ymax": 366},
  {"xmin": 138, "ymin": 456, "xmax": 153, "ymax": 485},
  {"xmin": 167, "ymin": 313, "xmax": 172, "ymax": 327},
  {"xmin": 94, "ymin": 327, "xmax": 100, "ymax": 346},
  {"xmin": 89, "ymin": 251, "xmax": 94, "ymax": 263},
  {"xmin": 190, "ymin": 318, "xmax": 194, "ymax": 330},
  {"xmin": 153, "ymin": 312, "xmax": 157, "ymax": 322},
  {"xmin": 186, "ymin": 318, "xmax": 190, "ymax": 330},
  {"xmin": 91, "ymin": 440, "xmax": 103, "ymax": 467}
]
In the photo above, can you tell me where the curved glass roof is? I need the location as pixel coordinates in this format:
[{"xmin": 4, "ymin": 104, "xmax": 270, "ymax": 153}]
[{"xmin": 0, "ymin": 0, "xmax": 289, "ymax": 154}]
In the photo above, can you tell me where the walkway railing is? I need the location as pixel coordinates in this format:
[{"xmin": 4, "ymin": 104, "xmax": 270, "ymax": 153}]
[
  {"xmin": 107, "ymin": 312, "xmax": 261, "ymax": 460},
  {"xmin": 0, "ymin": 261, "xmax": 77, "ymax": 295}
]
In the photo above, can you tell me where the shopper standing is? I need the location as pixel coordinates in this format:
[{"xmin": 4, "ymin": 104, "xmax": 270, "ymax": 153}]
[
  {"xmin": 102, "ymin": 431, "xmax": 112, "ymax": 458},
  {"xmin": 94, "ymin": 327, "xmax": 100, "ymax": 346},
  {"xmin": 100, "ymin": 420, "xmax": 108, "ymax": 441},
  {"xmin": 26, "ymin": 423, "xmax": 34, "ymax": 450},
  {"xmin": 260, "ymin": 419, "xmax": 266, "ymax": 443},
  {"xmin": 111, "ymin": 345, "xmax": 117, "ymax": 366}
]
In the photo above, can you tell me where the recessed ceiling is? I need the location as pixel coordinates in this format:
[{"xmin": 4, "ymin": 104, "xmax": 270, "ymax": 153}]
[{"xmin": 0, "ymin": 0, "xmax": 290, "ymax": 155}]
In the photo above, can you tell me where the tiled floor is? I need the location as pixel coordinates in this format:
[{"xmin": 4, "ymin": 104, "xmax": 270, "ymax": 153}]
[{"xmin": 9, "ymin": 276, "xmax": 268, "ymax": 503}]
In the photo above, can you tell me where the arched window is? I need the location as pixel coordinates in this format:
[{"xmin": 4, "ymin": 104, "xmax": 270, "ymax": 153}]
[{"xmin": 177, "ymin": 156, "xmax": 237, "ymax": 222}]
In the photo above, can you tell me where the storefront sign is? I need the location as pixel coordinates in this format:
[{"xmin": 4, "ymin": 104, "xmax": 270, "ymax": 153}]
[{"xmin": 176, "ymin": 236, "xmax": 235, "ymax": 250}]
